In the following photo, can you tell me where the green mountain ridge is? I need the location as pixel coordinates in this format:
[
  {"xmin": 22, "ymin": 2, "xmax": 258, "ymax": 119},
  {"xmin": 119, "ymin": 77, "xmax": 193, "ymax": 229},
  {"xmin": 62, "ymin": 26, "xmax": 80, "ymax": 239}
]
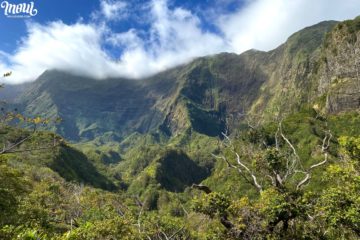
[
  {"xmin": 12, "ymin": 20, "xmax": 353, "ymax": 143},
  {"xmin": 5, "ymin": 18, "xmax": 360, "ymax": 196}
]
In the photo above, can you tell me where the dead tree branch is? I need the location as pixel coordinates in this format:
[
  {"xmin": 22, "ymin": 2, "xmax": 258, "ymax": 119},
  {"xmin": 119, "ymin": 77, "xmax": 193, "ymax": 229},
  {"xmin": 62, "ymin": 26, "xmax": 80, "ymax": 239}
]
[
  {"xmin": 212, "ymin": 132, "xmax": 263, "ymax": 192},
  {"xmin": 296, "ymin": 130, "xmax": 332, "ymax": 190}
]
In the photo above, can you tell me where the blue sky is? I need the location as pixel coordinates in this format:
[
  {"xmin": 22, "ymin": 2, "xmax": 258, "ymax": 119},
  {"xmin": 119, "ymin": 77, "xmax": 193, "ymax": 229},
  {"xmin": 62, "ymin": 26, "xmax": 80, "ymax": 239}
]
[
  {"xmin": 0, "ymin": 0, "xmax": 360, "ymax": 83},
  {"xmin": 0, "ymin": 0, "xmax": 243, "ymax": 53},
  {"xmin": 0, "ymin": 0, "xmax": 96, "ymax": 52}
]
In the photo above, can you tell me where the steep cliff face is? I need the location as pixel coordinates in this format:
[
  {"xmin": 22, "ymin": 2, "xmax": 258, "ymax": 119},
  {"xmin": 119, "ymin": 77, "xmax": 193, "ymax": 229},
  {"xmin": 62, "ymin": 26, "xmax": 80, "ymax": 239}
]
[
  {"xmin": 16, "ymin": 71, "xmax": 168, "ymax": 141},
  {"xmin": 160, "ymin": 53, "xmax": 267, "ymax": 135},
  {"xmin": 162, "ymin": 20, "xmax": 339, "ymax": 128},
  {"xmin": 316, "ymin": 17, "xmax": 360, "ymax": 113},
  {"xmin": 247, "ymin": 21, "xmax": 338, "ymax": 117}
]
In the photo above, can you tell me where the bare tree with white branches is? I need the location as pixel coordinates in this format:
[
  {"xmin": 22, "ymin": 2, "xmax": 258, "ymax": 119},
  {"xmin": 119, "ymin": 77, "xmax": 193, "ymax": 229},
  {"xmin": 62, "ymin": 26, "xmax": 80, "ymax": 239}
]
[{"xmin": 211, "ymin": 120, "xmax": 332, "ymax": 193}]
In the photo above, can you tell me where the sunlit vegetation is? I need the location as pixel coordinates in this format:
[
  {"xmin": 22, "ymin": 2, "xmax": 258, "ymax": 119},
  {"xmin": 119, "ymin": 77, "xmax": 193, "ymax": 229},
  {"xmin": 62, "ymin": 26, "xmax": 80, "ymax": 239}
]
[{"xmin": 1, "ymin": 16, "xmax": 360, "ymax": 239}]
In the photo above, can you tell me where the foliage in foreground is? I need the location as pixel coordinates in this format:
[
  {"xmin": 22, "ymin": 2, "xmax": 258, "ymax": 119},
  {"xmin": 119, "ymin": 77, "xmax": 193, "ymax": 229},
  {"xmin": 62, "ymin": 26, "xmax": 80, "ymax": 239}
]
[{"xmin": 0, "ymin": 115, "xmax": 359, "ymax": 239}]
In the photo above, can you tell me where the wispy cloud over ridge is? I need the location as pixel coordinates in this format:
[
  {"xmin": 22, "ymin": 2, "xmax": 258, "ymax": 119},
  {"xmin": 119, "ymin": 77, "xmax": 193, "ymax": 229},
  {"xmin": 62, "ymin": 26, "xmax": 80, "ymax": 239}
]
[{"xmin": 1, "ymin": 0, "xmax": 360, "ymax": 83}]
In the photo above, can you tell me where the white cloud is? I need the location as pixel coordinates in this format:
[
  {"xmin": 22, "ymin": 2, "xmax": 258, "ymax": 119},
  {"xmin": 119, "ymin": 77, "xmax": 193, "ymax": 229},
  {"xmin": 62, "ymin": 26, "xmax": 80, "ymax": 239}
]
[
  {"xmin": 218, "ymin": 0, "xmax": 360, "ymax": 53},
  {"xmin": 106, "ymin": 29, "xmax": 142, "ymax": 48},
  {"xmin": 99, "ymin": 0, "xmax": 128, "ymax": 21},
  {"xmin": 1, "ymin": 0, "xmax": 227, "ymax": 83},
  {"xmin": 2, "ymin": 22, "xmax": 124, "ymax": 83},
  {"xmin": 1, "ymin": 0, "xmax": 360, "ymax": 83},
  {"xmin": 115, "ymin": 0, "xmax": 227, "ymax": 77}
]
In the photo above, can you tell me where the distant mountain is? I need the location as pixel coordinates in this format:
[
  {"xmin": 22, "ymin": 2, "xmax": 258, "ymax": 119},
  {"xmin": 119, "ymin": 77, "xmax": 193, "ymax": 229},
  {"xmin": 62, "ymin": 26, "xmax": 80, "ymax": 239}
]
[
  {"xmin": 0, "ymin": 82, "xmax": 29, "ymax": 102},
  {"xmin": 11, "ymin": 19, "xmax": 359, "ymax": 144},
  {"xmin": 2, "ymin": 17, "xmax": 360, "ymax": 192}
]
